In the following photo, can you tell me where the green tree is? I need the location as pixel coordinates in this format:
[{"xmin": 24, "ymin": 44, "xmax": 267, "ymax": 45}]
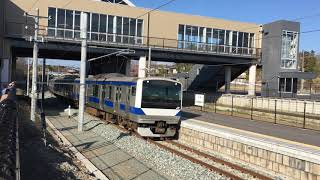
[
  {"xmin": 303, "ymin": 50, "xmax": 318, "ymax": 73},
  {"xmin": 175, "ymin": 63, "xmax": 193, "ymax": 73}
]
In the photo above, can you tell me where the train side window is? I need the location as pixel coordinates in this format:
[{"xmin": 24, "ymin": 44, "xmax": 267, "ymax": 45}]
[
  {"xmin": 108, "ymin": 86, "xmax": 112, "ymax": 99},
  {"xmin": 127, "ymin": 88, "xmax": 130, "ymax": 102},
  {"xmin": 131, "ymin": 87, "xmax": 136, "ymax": 96},
  {"xmin": 101, "ymin": 85, "xmax": 106, "ymax": 100},
  {"xmin": 93, "ymin": 85, "xmax": 99, "ymax": 97},
  {"xmin": 116, "ymin": 87, "xmax": 119, "ymax": 101},
  {"xmin": 116, "ymin": 87, "xmax": 121, "ymax": 101}
]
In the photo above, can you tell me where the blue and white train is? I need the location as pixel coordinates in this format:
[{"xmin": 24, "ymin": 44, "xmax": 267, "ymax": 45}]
[{"xmin": 49, "ymin": 74, "xmax": 183, "ymax": 138}]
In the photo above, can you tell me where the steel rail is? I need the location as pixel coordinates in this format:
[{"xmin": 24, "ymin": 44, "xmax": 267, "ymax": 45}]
[
  {"xmin": 79, "ymin": 101, "xmax": 273, "ymax": 180},
  {"xmin": 149, "ymin": 139, "xmax": 243, "ymax": 180},
  {"xmin": 166, "ymin": 140, "xmax": 273, "ymax": 180}
]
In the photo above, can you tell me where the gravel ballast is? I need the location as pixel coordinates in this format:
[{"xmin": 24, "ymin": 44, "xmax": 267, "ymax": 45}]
[{"xmin": 71, "ymin": 111, "xmax": 229, "ymax": 180}]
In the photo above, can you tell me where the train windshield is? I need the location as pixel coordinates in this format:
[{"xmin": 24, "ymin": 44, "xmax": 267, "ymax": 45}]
[{"xmin": 141, "ymin": 80, "xmax": 181, "ymax": 109}]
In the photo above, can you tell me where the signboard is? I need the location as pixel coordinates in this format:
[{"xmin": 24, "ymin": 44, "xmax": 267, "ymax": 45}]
[{"xmin": 195, "ymin": 94, "xmax": 205, "ymax": 107}]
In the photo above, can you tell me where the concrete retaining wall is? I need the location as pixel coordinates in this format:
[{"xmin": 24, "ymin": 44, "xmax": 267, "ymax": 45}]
[
  {"xmin": 217, "ymin": 94, "xmax": 320, "ymax": 115},
  {"xmin": 179, "ymin": 120, "xmax": 320, "ymax": 180}
]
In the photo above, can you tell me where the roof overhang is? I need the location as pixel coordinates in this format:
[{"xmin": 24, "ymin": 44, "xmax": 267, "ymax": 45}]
[
  {"xmin": 279, "ymin": 72, "xmax": 317, "ymax": 79},
  {"xmin": 122, "ymin": 0, "xmax": 135, "ymax": 7},
  {"xmin": 95, "ymin": 0, "xmax": 135, "ymax": 7}
]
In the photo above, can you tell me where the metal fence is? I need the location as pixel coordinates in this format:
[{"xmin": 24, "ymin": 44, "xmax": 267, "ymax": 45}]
[
  {"xmin": 5, "ymin": 21, "xmax": 262, "ymax": 59},
  {"xmin": 216, "ymin": 81, "xmax": 320, "ymax": 99},
  {"xmin": 203, "ymin": 94, "xmax": 320, "ymax": 131}
]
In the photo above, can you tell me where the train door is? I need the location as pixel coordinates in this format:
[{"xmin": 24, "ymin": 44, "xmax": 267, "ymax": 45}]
[
  {"xmin": 86, "ymin": 84, "xmax": 90, "ymax": 104},
  {"xmin": 125, "ymin": 87, "xmax": 130, "ymax": 117},
  {"xmin": 99, "ymin": 85, "xmax": 105, "ymax": 110},
  {"xmin": 115, "ymin": 86, "xmax": 121, "ymax": 114}
]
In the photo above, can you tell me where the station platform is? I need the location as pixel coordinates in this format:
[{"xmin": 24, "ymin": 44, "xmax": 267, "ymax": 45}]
[
  {"xmin": 182, "ymin": 107, "xmax": 320, "ymax": 147},
  {"xmin": 45, "ymin": 109, "xmax": 165, "ymax": 180},
  {"xmin": 180, "ymin": 108, "xmax": 320, "ymax": 179}
]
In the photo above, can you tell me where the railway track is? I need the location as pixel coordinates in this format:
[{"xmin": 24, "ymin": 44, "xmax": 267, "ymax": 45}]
[
  {"xmin": 96, "ymin": 112, "xmax": 273, "ymax": 180},
  {"xmin": 151, "ymin": 140, "xmax": 273, "ymax": 180}
]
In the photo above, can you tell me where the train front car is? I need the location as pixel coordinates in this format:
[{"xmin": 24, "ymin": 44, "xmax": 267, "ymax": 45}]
[{"xmin": 132, "ymin": 78, "xmax": 182, "ymax": 138}]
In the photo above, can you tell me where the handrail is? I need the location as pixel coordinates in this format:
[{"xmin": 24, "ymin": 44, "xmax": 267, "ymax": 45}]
[{"xmin": 5, "ymin": 21, "xmax": 261, "ymax": 58}]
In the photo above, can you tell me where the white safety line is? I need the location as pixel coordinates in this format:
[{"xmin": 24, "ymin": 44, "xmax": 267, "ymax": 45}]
[
  {"xmin": 181, "ymin": 119, "xmax": 320, "ymax": 164},
  {"xmin": 46, "ymin": 117, "xmax": 109, "ymax": 180}
]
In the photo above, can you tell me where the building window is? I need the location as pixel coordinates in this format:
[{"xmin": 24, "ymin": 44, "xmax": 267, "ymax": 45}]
[
  {"xmin": 178, "ymin": 24, "xmax": 184, "ymax": 48},
  {"xmin": 91, "ymin": 13, "xmax": 99, "ymax": 41},
  {"xmin": 74, "ymin": 11, "xmax": 81, "ymax": 38},
  {"xmin": 48, "ymin": 8, "xmax": 56, "ymax": 36},
  {"xmin": 123, "ymin": 17, "xmax": 130, "ymax": 43},
  {"xmin": 278, "ymin": 78, "xmax": 297, "ymax": 93},
  {"xmin": 129, "ymin": 18, "xmax": 136, "ymax": 44},
  {"xmin": 206, "ymin": 28, "xmax": 213, "ymax": 51},
  {"xmin": 99, "ymin": 14, "xmax": 107, "ymax": 41},
  {"xmin": 279, "ymin": 78, "xmax": 285, "ymax": 92},
  {"xmin": 116, "ymin": 16, "xmax": 122, "ymax": 42},
  {"xmin": 57, "ymin": 9, "xmax": 65, "ymax": 37},
  {"xmin": 281, "ymin": 30, "xmax": 298, "ymax": 69},
  {"xmin": 47, "ymin": 7, "xmax": 143, "ymax": 44},
  {"xmin": 177, "ymin": 24, "xmax": 255, "ymax": 54}
]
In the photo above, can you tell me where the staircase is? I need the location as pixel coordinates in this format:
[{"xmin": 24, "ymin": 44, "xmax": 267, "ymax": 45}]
[{"xmin": 185, "ymin": 64, "xmax": 250, "ymax": 92}]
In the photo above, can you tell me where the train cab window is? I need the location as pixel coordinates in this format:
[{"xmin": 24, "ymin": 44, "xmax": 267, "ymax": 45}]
[
  {"xmin": 131, "ymin": 87, "xmax": 136, "ymax": 96},
  {"xmin": 141, "ymin": 80, "xmax": 181, "ymax": 109},
  {"xmin": 93, "ymin": 85, "xmax": 99, "ymax": 97}
]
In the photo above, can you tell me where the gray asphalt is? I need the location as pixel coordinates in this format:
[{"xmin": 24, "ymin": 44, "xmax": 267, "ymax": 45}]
[{"xmin": 182, "ymin": 107, "xmax": 320, "ymax": 147}]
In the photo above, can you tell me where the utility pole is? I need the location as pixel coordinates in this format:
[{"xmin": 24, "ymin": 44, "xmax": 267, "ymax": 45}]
[
  {"xmin": 78, "ymin": 12, "xmax": 88, "ymax": 132},
  {"xmin": 47, "ymin": 70, "xmax": 50, "ymax": 86},
  {"xmin": 300, "ymin": 51, "xmax": 305, "ymax": 92},
  {"xmin": 41, "ymin": 58, "xmax": 46, "ymax": 104},
  {"xmin": 26, "ymin": 58, "xmax": 30, "ymax": 96},
  {"xmin": 30, "ymin": 9, "xmax": 39, "ymax": 122},
  {"xmin": 25, "ymin": 9, "xmax": 48, "ymax": 122},
  {"xmin": 146, "ymin": 12, "xmax": 151, "ymax": 77},
  {"xmin": 147, "ymin": 47, "xmax": 152, "ymax": 76}
]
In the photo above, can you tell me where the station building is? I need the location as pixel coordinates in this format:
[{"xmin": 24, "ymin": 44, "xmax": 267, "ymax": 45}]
[{"xmin": 0, "ymin": 0, "xmax": 312, "ymax": 97}]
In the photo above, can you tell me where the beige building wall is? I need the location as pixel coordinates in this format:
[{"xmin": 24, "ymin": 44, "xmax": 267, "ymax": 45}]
[{"xmin": 6, "ymin": 0, "xmax": 262, "ymax": 48}]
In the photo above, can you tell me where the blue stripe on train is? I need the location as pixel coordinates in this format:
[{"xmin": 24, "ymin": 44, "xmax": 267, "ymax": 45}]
[
  {"xmin": 78, "ymin": 95, "xmax": 175, "ymax": 117},
  {"xmin": 104, "ymin": 100, "xmax": 114, "ymax": 108},
  {"xmin": 175, "ymin": 111, "xmax": 182, "ymax": 117},
  {"xmin": 129, "ymin": 107, "xmax": 145, "ymax": 115},
  {"xmin": 89, "ymin": 96, "xmax": 100, "ymax": 103},
  {"xmin": 120, "ymin": 104, "xmax": 126, "ymax": 111}
]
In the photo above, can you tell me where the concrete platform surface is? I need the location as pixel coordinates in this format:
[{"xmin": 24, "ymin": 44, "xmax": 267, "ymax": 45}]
[
  {"xmin": 182, "ymin": 107, "xmax": 320, "ymax": 147},
  {"xmin": 181, "ymin": 117, "xmax": 320, "ymax": 165},
  {"xmin": 46, "ymin": 114, "xmax": 166, "ymax": 180}
]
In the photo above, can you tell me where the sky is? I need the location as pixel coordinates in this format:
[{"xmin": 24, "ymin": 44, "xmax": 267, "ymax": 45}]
[
  {"xmin": 132, "ymin": 0, "xmax": 320, "ymax": 53},
  {"xmin": 47, "ymin": 0, "xmax": 320, "ymax": 67}
]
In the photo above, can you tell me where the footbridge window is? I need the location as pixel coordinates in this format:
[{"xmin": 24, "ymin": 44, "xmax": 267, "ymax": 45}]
[
  {"xmin": 48, "ymin": 7, "xmax": 143, "ymax": 44},
  {"xmin": 281, "ymin": 31, "xmax": 298, "ymax": 69},
  {"xmin": 177, "ymin": 24, "xmax": 255, "ymax": 55}
]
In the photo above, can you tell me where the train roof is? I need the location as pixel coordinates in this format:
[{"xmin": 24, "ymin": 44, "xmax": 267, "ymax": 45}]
[{"xmin": 52, "ymin": 73, "xmax": 181, "ymax": 84}]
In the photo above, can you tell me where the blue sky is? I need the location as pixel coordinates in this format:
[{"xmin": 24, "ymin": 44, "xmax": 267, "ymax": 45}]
[
  {"xmin": 47, "ymin": 0, "xmax": 320, "ymax": 67},
  {"xmin": 132, "ymin": 0, "xmax": 320, "ymax": 53}
]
